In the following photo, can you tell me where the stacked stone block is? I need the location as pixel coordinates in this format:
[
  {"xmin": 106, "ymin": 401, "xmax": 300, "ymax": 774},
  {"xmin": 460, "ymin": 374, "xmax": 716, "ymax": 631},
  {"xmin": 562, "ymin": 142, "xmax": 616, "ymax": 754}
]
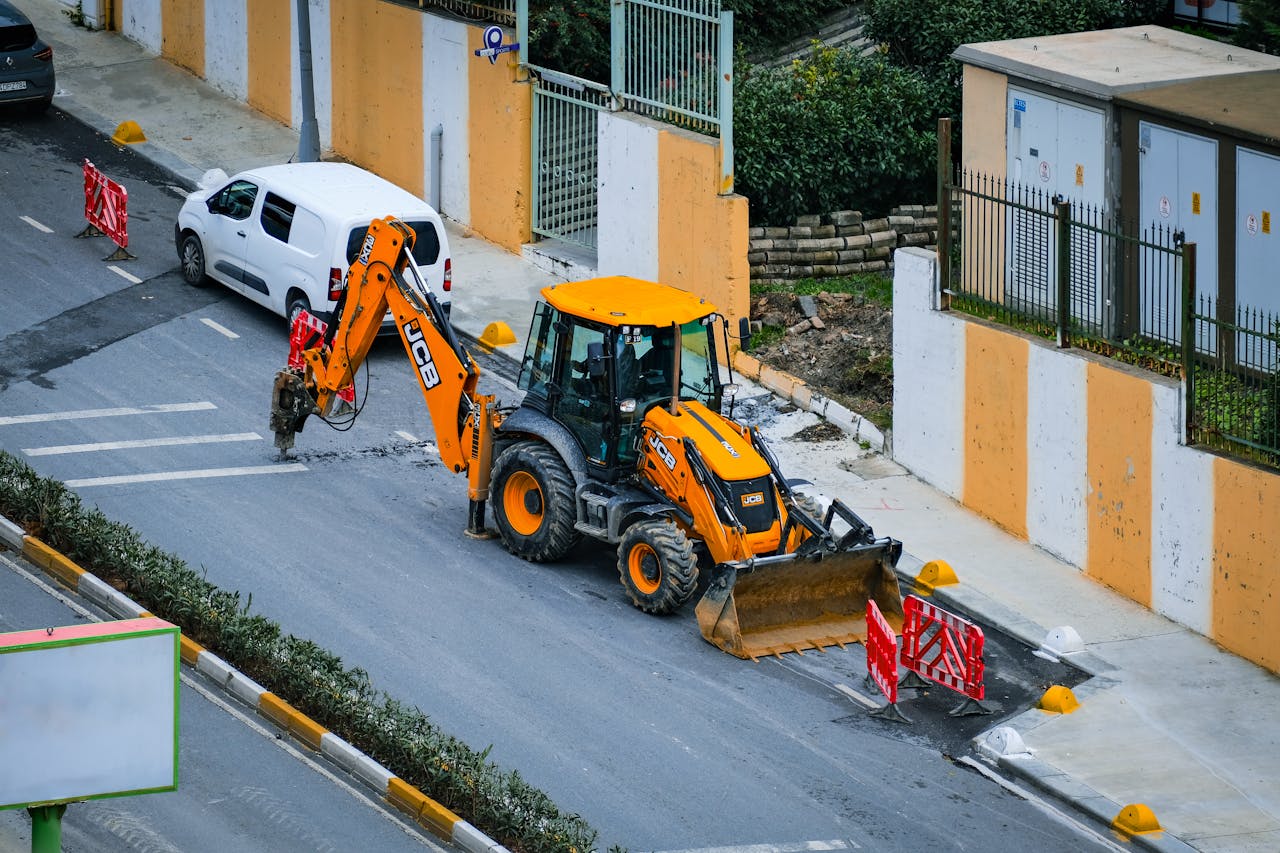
[{"xmin": 748, "ymin": 204, "xmax": 938, "ymax": 283}]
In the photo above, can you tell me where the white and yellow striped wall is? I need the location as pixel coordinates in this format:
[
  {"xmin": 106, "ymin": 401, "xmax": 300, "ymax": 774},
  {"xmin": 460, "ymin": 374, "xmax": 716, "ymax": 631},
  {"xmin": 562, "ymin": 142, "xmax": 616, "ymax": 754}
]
[
  {"xmin": 113, "ymin": 0, "xmax": 746, "ymax": 324},
  {"xmin": 894, "ymin": 248, "xmax": 1280, "ymax": 675}
]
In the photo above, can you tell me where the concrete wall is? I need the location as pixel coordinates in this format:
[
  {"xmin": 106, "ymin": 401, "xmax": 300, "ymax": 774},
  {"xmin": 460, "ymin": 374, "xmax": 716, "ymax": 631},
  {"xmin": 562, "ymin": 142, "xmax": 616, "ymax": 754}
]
[
  {"xmin": 893, "ymin": 247, "xmax": 1280, "ymax": 674},
  {"xmin": 118, "ymin": 0, "xmax": 742, "ymax": 318}
]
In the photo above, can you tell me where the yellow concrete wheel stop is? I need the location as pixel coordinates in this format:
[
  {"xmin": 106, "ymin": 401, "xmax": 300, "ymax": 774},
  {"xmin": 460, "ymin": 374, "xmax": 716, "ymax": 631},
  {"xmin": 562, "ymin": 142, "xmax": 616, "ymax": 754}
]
[
  {"xmin": 478, "ymin": 321, "xmax": 516, "ymax": 350},
  {"xmin": 112, "ymin": 120, "xmax": 147, "ymax": 145},
  {"xmin": 914, "ymin": 559, "xmax": 958, "ymax": 594},
  {"xmin": 1112, "ymin": 803, "xmax": 1161, "ymax": 835},
  {"xmin": 1037, "ymin": 684, "xmax": 1080, "ymax": 714}
]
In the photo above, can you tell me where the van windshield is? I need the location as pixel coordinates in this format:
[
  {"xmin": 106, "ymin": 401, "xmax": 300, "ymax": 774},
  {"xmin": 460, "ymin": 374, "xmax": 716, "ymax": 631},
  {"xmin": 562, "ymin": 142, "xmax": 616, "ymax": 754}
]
[{"xmin": 346, "ymin": 220, "xmax": 440, "ymax": 267}]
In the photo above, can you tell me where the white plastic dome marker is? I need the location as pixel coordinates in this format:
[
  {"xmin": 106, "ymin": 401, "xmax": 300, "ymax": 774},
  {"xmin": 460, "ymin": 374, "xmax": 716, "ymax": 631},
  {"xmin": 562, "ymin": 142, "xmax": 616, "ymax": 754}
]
[
  {"xmin": 1034, "ymin": 625, "xmax": 1084, "ymax": 661},
  {"xmin": 978, "ymin": 726, "xmax": 1031, "ymax": 760}
]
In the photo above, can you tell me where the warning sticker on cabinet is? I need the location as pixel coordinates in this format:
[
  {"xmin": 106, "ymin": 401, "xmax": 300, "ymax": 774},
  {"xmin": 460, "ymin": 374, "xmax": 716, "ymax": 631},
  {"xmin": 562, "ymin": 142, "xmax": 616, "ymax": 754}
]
[
  {"xmin": 1192, "ymin": 192, "xmax": 1201, "ymax": 215},
  {"xmin": 1264, "ymin": 211, "xmax": 1272, "ymax": 235}
]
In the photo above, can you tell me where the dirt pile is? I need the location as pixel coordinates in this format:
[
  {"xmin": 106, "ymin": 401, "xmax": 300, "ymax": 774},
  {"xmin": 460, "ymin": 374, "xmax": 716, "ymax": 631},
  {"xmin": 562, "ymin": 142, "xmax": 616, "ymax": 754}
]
[{"xmin": 747, "ymin": 291, "xmax": 894, "ymax": 430}]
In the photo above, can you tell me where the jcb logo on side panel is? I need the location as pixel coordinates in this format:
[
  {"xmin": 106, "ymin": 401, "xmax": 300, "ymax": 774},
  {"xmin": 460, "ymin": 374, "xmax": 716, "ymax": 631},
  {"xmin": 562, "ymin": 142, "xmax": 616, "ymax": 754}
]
[
  {"xmin": 403, "ymin": 320, "xmax": 441, "ymax": 389},
  {"xmin": 647, "ymin": 433, "xmax": 677, "ymax": 471},
  {"xmin": 740, "ymin": 492, "xmax": 765, "ymax": 507}
]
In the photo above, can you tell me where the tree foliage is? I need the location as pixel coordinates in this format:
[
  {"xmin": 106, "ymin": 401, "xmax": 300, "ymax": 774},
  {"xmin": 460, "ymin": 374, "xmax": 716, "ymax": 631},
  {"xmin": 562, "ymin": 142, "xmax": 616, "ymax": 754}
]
[
  {"xmin": 733, "ymin": 47, "xmax": 939, "ymax": 225},
  {"xmin": 1233, "ymin": 0, "xmax": 1280, "ymax": 55}
]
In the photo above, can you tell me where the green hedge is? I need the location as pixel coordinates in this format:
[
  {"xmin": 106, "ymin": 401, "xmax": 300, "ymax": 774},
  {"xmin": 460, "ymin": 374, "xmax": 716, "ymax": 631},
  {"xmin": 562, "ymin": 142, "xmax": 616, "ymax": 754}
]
[{"xmin": 0, "ymin": 450, "xmax": 599, "ymax": 853}]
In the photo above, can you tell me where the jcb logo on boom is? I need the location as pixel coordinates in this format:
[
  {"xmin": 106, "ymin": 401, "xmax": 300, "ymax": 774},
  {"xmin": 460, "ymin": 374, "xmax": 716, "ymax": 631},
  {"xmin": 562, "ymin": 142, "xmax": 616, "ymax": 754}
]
[
  {"xmin": 357, "ymin": 232, "xmax": 376, "ymax": 266},
  {"xmin": 403, "ymin": 320, "xmax": 441, "ymax": 390},
  {"xmin": 647, "ymin": 433, "xmax": 677, "ymax": 471}
]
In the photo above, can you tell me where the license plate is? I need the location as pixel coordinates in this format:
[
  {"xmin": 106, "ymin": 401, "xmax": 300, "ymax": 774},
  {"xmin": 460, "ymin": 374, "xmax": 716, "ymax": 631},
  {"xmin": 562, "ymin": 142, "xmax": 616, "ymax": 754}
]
[{"xmin": 0, "ymin": 81, "xmax": 26, "ymax": 92}]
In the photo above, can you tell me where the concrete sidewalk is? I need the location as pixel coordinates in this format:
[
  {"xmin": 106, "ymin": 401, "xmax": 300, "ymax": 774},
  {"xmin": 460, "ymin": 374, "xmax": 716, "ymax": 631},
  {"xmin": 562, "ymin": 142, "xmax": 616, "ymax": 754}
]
[{"xmin": 24, "ymin": 2, "xmax": 1280, "ymax": 850}]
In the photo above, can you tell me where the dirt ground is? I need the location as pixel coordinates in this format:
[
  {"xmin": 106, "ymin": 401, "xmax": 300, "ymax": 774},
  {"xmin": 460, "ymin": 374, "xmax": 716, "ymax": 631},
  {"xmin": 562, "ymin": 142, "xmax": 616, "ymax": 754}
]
[{"xmin": 748, "ymin": 291, "xmax": 894, "ymax": 431}]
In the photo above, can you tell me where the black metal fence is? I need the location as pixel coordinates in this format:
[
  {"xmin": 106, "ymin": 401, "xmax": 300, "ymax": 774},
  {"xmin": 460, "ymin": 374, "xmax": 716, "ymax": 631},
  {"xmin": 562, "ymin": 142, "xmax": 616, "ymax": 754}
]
[{"xmin": 936, "ymin": 123, "xmax": 1280, "ymax": 470}]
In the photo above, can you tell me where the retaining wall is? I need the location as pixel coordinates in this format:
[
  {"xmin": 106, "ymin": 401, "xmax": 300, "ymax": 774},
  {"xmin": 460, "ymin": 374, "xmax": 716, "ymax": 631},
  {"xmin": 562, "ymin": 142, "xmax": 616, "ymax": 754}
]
[
  {"xmin": 892, "ymin": 247, "xmax": 1280, "ymax": 675},
  {"xmin": 749, "ymin": 205, "xmax": 938, "ymax": 283}
]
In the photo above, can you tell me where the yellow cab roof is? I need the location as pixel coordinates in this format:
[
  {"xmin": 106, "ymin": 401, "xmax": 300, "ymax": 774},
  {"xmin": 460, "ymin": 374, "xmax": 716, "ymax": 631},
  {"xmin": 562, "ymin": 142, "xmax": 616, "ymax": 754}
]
[{"xmin": 540, "ymin": 276, "xmax": 718, "ymax": 328}]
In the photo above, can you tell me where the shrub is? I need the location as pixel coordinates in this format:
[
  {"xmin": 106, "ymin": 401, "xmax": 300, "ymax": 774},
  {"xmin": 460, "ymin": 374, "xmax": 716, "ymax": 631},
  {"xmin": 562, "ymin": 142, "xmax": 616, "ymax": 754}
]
[
  {"xmin": 734, "ymin": 46, "xmax": 939, "ymax": 225},
  {"xmin": 0, "ymin": 451, "xmax": 599, "ymax": 853},
  {"xmin": 1234, "ymin": 0, "xmax": 1280, "ymax": 55}
]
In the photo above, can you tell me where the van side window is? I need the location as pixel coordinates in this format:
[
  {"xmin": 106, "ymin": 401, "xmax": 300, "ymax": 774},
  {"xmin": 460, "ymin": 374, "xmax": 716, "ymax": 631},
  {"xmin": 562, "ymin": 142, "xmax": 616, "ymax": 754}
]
[{"xmin": 261, "ymin": 193, "xmax": 297, "ymax": 243}]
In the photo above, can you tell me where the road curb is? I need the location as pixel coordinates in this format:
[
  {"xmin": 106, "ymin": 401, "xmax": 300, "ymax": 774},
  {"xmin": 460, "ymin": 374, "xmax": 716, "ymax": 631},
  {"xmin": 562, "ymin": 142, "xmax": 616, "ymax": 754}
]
[{"xmin": 0, "ymin": 519, "xmax": 511, "ymax": 853}]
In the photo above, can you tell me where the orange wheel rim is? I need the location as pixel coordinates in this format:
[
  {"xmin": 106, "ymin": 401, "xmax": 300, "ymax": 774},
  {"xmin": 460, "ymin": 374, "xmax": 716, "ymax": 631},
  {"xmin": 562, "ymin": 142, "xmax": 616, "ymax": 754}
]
[
  {"xmin": 628, "ymin": 543, "xmax": 661, "ymax": 595},
  {"xmin": 503, "ymin": 471, "xmax": 543, "ymax": 536}
]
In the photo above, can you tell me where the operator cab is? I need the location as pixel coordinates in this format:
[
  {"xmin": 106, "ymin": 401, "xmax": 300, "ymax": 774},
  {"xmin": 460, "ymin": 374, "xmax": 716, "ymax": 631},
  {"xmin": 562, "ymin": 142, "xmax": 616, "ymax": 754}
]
[{"xmin": 516, "ymin": 278, "xmax": 734, "ymax": 477}]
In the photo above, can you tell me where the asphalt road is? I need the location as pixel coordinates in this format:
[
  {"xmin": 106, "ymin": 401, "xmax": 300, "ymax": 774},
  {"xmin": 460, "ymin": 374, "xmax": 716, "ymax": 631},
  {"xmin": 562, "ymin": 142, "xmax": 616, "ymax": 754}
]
[{"xmin": 0, "ymin": 107, "xmax": 1118, "ymax": 852}]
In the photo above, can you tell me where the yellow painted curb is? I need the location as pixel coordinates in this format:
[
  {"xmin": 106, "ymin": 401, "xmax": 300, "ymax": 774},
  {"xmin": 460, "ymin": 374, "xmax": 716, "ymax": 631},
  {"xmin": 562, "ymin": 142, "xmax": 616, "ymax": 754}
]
[
  {"xmin": 1037, "ymin": 684, "xmax": 1080, "ymax": 714},
  {"xmin": 259, "ymin": 692, "xmax": 328, "ymax": 751},
  {"xmin": 915, "ymin": 559, "xmax": 959, "ymax": 594},
  {"xmin": 387, "ymin": 777, "xmax": 461, "ymax": 839},
  {"xmin": 180, "ymin": 635, "xmax": 205, "ymax": 666},
  {"xmin": 732, "ymin": 350, "xmax": 762, "ymax": 380},
  {"xmin": 22, "ymin": 538, "xmax": 84, "ymax": 590},
  {"xmin": 1112, "ymin": 803, "xmax": 1162, "ymax": 835}
]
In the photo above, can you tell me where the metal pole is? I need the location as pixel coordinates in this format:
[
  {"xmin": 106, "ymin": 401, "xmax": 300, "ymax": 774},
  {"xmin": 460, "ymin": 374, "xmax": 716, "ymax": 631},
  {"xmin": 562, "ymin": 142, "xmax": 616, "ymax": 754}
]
[
  {"xmin": 718, "ymin": 10, "xmax": 734, "ymax": 195},
  {"xmin": 1181, "ymin": 242, "xmax": 1198, "ymax": 443},
  {"xmin": 517, "ymin": 0, "xmax": 529, "ymax": 68},
  {"xmin": 1055, "ymin": 199, "xmax": 1072, "ymax": 348},
  {"xmin": 295, "ymin": 0, "xmax": 321, "ymax": 162},
  {"xmin": 610, "ymin": 0, "xmax": 624, "ymax": 96},
  {"xmin": 29, "ymin": 804, "xmax": 66, "ymax": 853},
  {"xmin": 430, "ymin": 124, "xmax": 443, "ymax": 212},
  {"xmin": 936, "ymin": 117, "xmax": 952, "ymax": 309}
]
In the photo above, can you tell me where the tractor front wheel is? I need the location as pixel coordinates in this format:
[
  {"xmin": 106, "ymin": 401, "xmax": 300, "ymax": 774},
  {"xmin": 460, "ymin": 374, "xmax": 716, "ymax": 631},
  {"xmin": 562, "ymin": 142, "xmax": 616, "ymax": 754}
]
[
  {"xmin": 491, "ymin": 441, "xmax": 580, "ymax": 562},
  {"xmin": 617, "ymin": 520, "xmax": 698, "ymax": 615}
]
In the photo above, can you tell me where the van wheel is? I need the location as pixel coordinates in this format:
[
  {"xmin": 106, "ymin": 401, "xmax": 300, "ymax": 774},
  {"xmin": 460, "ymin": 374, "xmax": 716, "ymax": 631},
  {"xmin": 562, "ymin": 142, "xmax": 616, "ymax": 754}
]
[
  {"xmin": 180, "ymin": 234, "xmax": 208, "ymax": 287},
  {"xmin": 287, "ymin": 295, "xmax": 311, "ymax": 332}
]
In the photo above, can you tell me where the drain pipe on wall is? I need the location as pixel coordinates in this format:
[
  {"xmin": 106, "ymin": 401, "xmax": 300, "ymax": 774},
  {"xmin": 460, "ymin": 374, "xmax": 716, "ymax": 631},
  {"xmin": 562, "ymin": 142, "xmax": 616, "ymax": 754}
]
[{"xmin": 430, "ymin": 125, "xmax": 443, "ymax": 213}]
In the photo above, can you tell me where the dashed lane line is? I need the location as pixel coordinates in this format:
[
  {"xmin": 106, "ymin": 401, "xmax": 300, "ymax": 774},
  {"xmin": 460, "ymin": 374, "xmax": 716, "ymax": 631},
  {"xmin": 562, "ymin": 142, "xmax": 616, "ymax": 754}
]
[
  {"xmin": 109, "ymin": 265, "xmax": 143, "ymax": 284},
  {"xmin": 0, "ymin": 402, "xmax": 216, "ymax": 427},
  {"xmin": 20, "ymin": 215, "xmax": 53, "ymax": 233},
  {"xmin": 23, "ymin": 432, "xmax": 262, "ymax": 457},
  {"xmin": 201, "ymin": 318, "xmax": 240, "ymax": 339},
  {"xmin": 67, "ymin": 463, "xmax": 306, "ymax": 488}
]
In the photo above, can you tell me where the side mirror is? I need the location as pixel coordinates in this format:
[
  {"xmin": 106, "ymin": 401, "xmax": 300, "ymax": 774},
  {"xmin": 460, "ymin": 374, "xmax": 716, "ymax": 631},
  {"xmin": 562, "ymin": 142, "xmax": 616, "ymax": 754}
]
[
  {"xmin": 586, "ymin": 341, "xmax": 606, "ymax": 378},
  {"xmin": 738, "ymin": 316, "xmax": 753, "ymax": 350}
]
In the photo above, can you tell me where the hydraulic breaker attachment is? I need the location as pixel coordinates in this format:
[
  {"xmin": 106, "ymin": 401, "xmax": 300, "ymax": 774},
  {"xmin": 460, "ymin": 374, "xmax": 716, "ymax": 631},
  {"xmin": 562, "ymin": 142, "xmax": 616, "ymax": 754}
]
[
  {"xmin": 269, "ymin": 369, "xmax": 315, "ymax": 455},
  {"xmin": 694, "ymin": 539, "xmax": 904, "ymax": 661}
]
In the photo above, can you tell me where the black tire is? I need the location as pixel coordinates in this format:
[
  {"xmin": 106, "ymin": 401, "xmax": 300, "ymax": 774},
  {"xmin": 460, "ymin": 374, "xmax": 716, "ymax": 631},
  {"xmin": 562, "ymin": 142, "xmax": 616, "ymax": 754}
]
[
  {"xmin": 491, "ymin": 441, "xmax": 580, "ymax": 562},
  {"xmin": 179, "ymin": 233, "xmax": 208, "ymax": 287},
  {"xmin": 617, "ymin": 519, "xmax": 698, "ymax": 615},
  {"xmin": 287, "ymin": 294, "xmax": 312, "ymax": 332}
]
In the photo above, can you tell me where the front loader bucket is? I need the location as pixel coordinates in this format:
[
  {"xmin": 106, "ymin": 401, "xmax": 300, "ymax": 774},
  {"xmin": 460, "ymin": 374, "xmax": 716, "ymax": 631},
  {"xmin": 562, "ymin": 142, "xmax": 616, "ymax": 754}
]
[{"xmin": 694, "ymin": 543, "xmax": 905, "ymax": 660}]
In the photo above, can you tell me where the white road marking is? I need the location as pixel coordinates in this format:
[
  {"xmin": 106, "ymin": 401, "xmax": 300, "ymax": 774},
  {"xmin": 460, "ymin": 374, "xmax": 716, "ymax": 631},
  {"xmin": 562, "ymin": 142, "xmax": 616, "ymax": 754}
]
[
  {"xmin": 23, "ymin": 432, "xmax": 262, "ymax": 457},
  {"xmin": 20, "ymin": 215, "xmax": 53, "ymax": 233},
  {"xmin": 0, "ymin": 554, "xmax": 440, "ymax": 850},
  {"xmin": 67, "ymin": 463, "xmax": 306, "ymax": 488},
  {"xmin": 651, "ymin": 840, "xmax": 859, "ymax": 853},
  {"xmin": 109, "ymin": 265, "xmax": 143, "ymax": 284},
  {"xmin": 0, "ymin": 402, "xmax": 216, "ymax": 427},
  {"xmin": 834, "ymin": 682, "xmax": 880, "ymax": 710},
  {"xmin": 395, "ymin": 431, "xmax": 418, "ymax": 442},
  {"xmin": 201, "ymin": 318, "xmax": 240, "ymax": 339}
]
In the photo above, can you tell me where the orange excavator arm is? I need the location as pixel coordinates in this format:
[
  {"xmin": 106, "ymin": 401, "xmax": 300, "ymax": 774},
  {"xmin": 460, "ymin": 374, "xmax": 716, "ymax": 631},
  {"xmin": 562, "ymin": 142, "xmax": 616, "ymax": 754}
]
[{"xmin": 269, "ymin": 217, "xmax": 497, "ymax": 520}]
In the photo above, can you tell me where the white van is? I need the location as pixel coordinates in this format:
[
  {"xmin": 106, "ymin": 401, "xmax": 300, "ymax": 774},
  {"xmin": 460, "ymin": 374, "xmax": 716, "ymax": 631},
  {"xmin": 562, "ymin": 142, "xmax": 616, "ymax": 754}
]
[{"xmin": 174, "ymin": 162, "xmax": 451, "ymax": 329}]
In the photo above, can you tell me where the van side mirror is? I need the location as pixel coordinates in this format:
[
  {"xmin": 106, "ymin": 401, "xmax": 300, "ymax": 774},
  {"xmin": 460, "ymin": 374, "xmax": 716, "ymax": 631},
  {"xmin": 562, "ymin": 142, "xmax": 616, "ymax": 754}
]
[
  {"xmin": 586, "ymin": 341, "xmax": 606, "ymax": 378},
  {"xmin": 738, "ymin": 316, "xmax": 753, "ymax": 350}
]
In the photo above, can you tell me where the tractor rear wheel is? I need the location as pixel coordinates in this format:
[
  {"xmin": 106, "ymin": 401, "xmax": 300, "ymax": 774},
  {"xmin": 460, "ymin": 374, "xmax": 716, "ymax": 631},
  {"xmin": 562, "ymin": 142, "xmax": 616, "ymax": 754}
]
[
  {"xmin": 617, "ymin": 520, "xmax": 698, "ymax": 615},
  {"xmin": 491, "ymin": 441, "xmax": 580, "ymax": 562}
]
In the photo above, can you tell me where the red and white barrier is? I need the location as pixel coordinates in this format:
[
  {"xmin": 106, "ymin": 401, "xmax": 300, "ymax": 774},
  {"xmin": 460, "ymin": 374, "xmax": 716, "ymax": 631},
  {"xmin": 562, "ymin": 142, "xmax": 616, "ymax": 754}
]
[
  {"xmin": 289, "ymin": 310, "xmax": 354, "ymax": 405},
  {"xmin": 79, "ymin": 159, "xmax": 133, "ymax": 260},
  {"xmin": 899, "ymin": 595, "xmax": 990, "ymax": 716},
  {"xmin": 866, "ymin": 599, "xmax": 910, "ymax": 722}
]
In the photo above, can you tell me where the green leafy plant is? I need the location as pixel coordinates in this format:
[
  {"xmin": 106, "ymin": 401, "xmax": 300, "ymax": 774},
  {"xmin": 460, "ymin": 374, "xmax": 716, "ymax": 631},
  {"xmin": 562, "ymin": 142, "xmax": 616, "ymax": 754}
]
[
  {"xmin": 1234, "ymin": 0, "xmax": 1280, "ymax": 55},
  {"xmin": 0, "ymin": 451, "xmax": 601, "ymax": 853}
]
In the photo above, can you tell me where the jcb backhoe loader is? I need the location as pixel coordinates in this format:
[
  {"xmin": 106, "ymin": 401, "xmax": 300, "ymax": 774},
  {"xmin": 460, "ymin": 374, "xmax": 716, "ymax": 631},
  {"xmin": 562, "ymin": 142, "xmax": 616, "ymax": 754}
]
[{"xmin": 269, "ymin": 217, "xmax": 904, "ymax": 659}]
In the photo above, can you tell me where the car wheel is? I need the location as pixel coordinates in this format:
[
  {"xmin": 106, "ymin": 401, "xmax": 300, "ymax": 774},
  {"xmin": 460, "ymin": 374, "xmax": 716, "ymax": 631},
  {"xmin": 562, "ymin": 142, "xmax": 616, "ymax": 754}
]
[
  {"xmin": 180, "ymin": 234, "xmax": 208, "ymax": 287},
  {"xmin": 287, "ymin": 295, "xmax": 312, "ymax": 332}
]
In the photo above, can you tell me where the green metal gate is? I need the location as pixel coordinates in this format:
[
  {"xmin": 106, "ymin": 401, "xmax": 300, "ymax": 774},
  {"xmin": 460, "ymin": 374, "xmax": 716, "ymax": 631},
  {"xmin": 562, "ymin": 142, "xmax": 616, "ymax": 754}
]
[{"xmin": 529, "ymin": 68, "xmax": 614, "ymax": 252}]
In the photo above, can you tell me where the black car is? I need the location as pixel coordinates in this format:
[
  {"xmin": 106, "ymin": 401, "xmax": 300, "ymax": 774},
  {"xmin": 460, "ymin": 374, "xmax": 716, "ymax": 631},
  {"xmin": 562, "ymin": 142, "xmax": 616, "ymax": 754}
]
[{"xmin": 0, "ymin": 0, "xmax": 54, "ymax": 111}]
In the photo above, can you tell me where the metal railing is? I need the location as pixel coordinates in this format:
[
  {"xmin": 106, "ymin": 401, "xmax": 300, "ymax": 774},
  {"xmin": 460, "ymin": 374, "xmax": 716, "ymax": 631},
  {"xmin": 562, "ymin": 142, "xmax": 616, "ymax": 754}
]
[
  {"xmin": 936, "ymin": 119, "xmax": 1280, "ymax": 469},
  {"xmin": 611, "ymin": 0, "xmax": 734, "ymax": 192},
  {"xmin": 383, "ymin": 0, "xmax": 516, "ymax": 25}
]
